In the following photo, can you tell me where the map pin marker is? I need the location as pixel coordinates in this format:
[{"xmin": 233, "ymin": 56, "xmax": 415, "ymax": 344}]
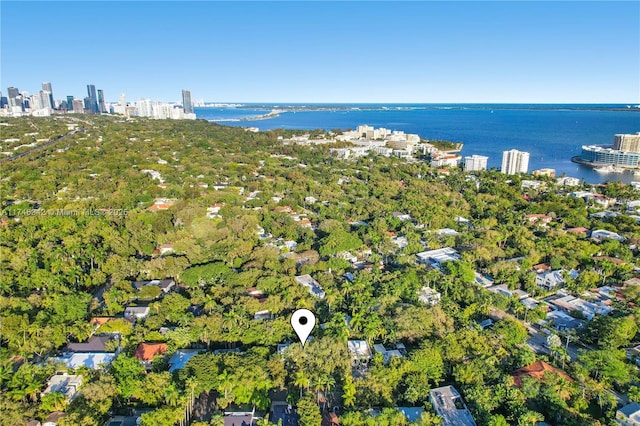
[{"xmin": 291, "ymin": 309, "xmax": 316, "ymax": 347}]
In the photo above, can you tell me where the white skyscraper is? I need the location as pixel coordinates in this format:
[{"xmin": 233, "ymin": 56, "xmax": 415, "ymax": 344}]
[
  {"xmin": 464, "ymin": 155, "xmax": 489, "ymax": 172},
  {"xmin": 501, "ymin": 149, "xmax": 530, "ymax": 175}
]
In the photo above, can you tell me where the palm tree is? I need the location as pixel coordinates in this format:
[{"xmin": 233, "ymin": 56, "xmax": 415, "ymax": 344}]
[{"xmin": 294, "ymin": 371, "xmax": 310, "ymax": 399}]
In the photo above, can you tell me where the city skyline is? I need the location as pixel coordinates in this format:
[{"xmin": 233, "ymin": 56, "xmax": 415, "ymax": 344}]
[{"xmin": 1, "ymin": 2, "xmax": 638, "ymax": 103}]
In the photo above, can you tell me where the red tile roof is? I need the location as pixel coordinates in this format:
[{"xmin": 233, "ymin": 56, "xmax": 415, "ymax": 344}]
[
  {"xmin": 134, "ymin": 343, "xmax": 167, "ymax": 361},
  {"xmin": 512, "ymin": 360, "xmax": 573, "ymax": 387}
]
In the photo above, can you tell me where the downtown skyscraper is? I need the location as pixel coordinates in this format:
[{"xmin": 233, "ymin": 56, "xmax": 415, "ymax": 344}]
[
  {"xmin": 182, "ymin": 90, "xmax": 193, "ymax": 114},
  {"xmin": 86, "ymin": 84, "xmax": 99, "ymax": 114}
]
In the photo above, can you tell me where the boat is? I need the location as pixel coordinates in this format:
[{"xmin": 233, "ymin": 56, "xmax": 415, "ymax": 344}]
[{"xmin": 594, "ymin": 165, "xmax": 625, "ymax": 173}]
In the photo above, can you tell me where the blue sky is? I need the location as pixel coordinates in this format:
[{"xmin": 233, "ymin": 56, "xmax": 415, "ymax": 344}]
[{"xmin": 1, "ymin": 1, "xmax": 639, "ymax": 103}]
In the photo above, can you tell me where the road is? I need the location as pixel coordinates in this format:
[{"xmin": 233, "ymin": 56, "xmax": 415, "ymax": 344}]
[{"xmin": 1, "ymin": 128, "xmax": 84, "ymax": 162}]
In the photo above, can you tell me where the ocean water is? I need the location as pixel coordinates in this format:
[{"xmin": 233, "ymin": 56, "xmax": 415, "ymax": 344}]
[{"xmin": 196, "ymin": 104, "xmax": 640, "ymax": 184}]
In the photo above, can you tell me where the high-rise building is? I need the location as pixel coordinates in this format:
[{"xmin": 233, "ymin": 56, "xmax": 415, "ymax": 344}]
[
  {"xmin": 7, "ymin": 87, "xmax": 21, "ymax": 109},
  {"xmin": 464, "ymin": 155, "xmax": 489, "ymax": 172},
  {"xmin": 72, "ymin": 99, "xmax": 85, "ymax": 114},
  {"xmin": 42, "ymin": 82, "xmax": 54, "ymax": 109},
  {"xmin": 97, "ymin": 89, "xmax": 106, "ymax": 113},
  {"xmin": 86, "ymin": 84, "xmax": 99, "ymax": 113},
  {"xmin": 613, "ymin": 133, "xmax": 640, "ymax": 153},
  {"xmin": 67, "ymin": 95, "xmax": 75, "ymax": 111},
  {"xmin": 182, "ymin": 90, "xmax": 193, "ymax": 114},
  {"xmin": 501, "ymin": 149, "xmax": 530, "ymax": 175}
]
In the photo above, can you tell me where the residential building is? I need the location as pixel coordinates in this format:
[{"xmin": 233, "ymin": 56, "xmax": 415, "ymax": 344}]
[
  {"xmin": 591, "ymin": 229, "xmax": 625, "ymax": 242},
  {"xmin": 616, "ymin": 401, "xmax": 640, "ymax": 425},
  {"xmin": 578, "ymin": 145, "xmax": 640, "ymax": 169},
  {"xmin": 535, "ymin": 269, "xmax": 578, "ymax": 291},
  {"xmin": 347, "ymin": 340, "xmax": 372, "ymax": 366},
  {"xmin": 464, "ymin": 155, "xmax": 488, "ymax": 172},
  {"xmin": 224, "ymin": 408, "xmax": 254, "ymax": 426},
  {"xmin": 373, "ymin": 343, "xmax": 406, "ymax": 365},
  {"xmin": 416, "ymin": 247, "xmax": 460, "ymax": 269},
  {"xmin": 418, "ymin": 286, "xmax": 441, "ymax": 305},
  {"xmin": 613, "ymin": 132, "xmax": 640, "ymax": 153},
  {"xmin": 50, "ymin": 352, "xmax": 116, "ymax": 369},
  {"xmin": 429, "ymin": 385, "xmax": 477, "ymax": 426},
  {"xmin": 134, "ymin": 342, "xmax": 167, "ymax": 368},
  {"xmin": 42, "ymin": 374, "xmax": 83, "ymax": 401},
  {"xmin": 132, "ymin": 279, "xmax": 175, "ymax": 293},
  {"xmin": 501, "ymin": 149, "xmax": 530, "ymax": 175},
  {"xmin": 532, "ymin": 168, "xmax": 556, "ymax": 177},
  {"xmin": 512, "ymin": 360, "xmax": 573, "ymax": 387},
  {"xmin": 124, "ymin": 306, "xmax": 150, "ymax": 320},
  {"xmin": 182, "ymin": 89, "xmax": 193, "ymax": 114},
  {"xmin": 295, "ymin": 274, "xmax": 325, "ymax": 299},
  {"xmin": 66, "ymin": 335, "xmax": 112, "ymax": 353},
  {"xmin": 549, "ymin": 294, "xmax": 612, "ymax": 320}
]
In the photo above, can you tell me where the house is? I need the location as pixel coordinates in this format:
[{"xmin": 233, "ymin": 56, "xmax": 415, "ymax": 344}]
[
  {"xmin": 50, "ymin": 352, "xmax": 116, "ymax": 369},
  {"xmin": 168, "ymin": 349, "xmax": 203, "ymax": 373},
  {"xmin": 254, "ymin": 310, "xmax": 273, "ymax": 320},
  {"xmin": 134, "ymin": 343, "xmax": 167, "ymax": 366},
  {"xmin": 591, "ymin": 229, "xmax": 625, "ymax": 242},
  {"xmin": 271, "ymin": 401, "xmax": 300, "ymax": 426},
  {"xmin": 373, "ymin": 343, "xmax": 406, "ymax": 365},
  {"xmin": 417, "ymin": 286, "xmax": 441, "ymax": 305},
  {"xmin": 549, "ymin": 294, "xmax": 612, "ymax": 320},
  {"xmin": 223, "ymin": 408, "xmax": 255, "ymax": 426},
  {"xmin": 104, "ymin": 416, "xmax": 141, "ymax": 426},
  {"xmin": 544, "ymin": 310, "xmax": 584, "ymax": 331},
  {"xmin": 66, "ymin": 335, "xmax": 112, "ymax": 353},
  {"xmin": 392, "ymin": 212, "xmax": 412, "ymax": 221},
  {"xmin": 416, "ymin": 247, "xmax": 460, "ymax": 269},
  {"xmin": 391, "ymin": 236, "xmax": 408, "ymax": 249},
  {"xmin": 397, "ymin": 407, "xmax": 425, "ymax": 423},
  {"xmin": 156, "ymin": 244, "xmax": 174, "ymax": 255},
  {"xmin": 535, "ymin": 269, "xmax": 578, "ymax": 291},
  {"xmin": 124, "ymin": 306, "xmax": 150, "ymax": 320},
  {"xmin": 525, "ymin": 213, "xmax": 553, "ymax": 226},
  {"xmin": 347, "ymin": 340, "xmax": 372, "ymax": 366},
  {"xmin": 625, "ymin": 278, "xmax": 640, "ymax": 287},
  {"xmin": 295, "ymin": 275, "xmax": 326, "ymax": 299},
  {"xmin": 474, "ymin": 272, "xmax": 494, "ymax": 288},
  {"xmin": 512, "ymin": 360, "xmax": 573, "ymax": 387},
  {"xmin": 132, "ymin": 279, "xmax": 175, "ymax": 293},
  {"xmin": 435, "ymin": 228, "xmax": 459, "ymax": 237},
  {"xmin": 336, "ymin": 251, "xmax": 358, "ymax": 263},
  {"xmin": 531, "ymin": 263, "xmax": 551, "ymax": 274},
  {"xmin": 42, "ymin": 374, "xmax": 83, "ymax": 401},
  {"xmin": 42, "ymin": 412, "xmax": 65, "ymax": 426},
  {"xmin": 429, "ymin": 385, "xmax": 477, "ymax": 426},
  {"xmin": 616, "ymin": 401, "xmax": 640, "ymax": 425},
  {"xmin": 565, "ymin": 227, "xmax": 589, "ymax": 235}
]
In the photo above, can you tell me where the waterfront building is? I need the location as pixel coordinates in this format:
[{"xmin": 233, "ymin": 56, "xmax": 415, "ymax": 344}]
[
  {"xmin": 501, "ymin": 149, "xmax": 530, "ymax": 175},
  {"xmin": 613, "ymin": 133, "xmax": 640, "ymax": 153},
  {"xmin": 182, "ymin": 89, "xmax": 193, "ymax": 114},
  {"xmin": 533, "ymin": 168, "xmax": 556, "ymax": 177},
  {"xmin": 464, "ymin": 155, "xmax": 488, "ymax": 172},
  {"xmin": 578, "ymin": 145, "xmax": 640, "ymax": 169}
]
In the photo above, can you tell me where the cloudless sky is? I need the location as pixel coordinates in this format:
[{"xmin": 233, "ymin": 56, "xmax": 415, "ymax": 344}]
[{"xmin": 1, "ymin": 1, "xmax": 639, "ymax": 103}]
